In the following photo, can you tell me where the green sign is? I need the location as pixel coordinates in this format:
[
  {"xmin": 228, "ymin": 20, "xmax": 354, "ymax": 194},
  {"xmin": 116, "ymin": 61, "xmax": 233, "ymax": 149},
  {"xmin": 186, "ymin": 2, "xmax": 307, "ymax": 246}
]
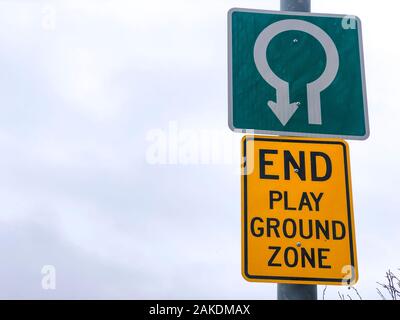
[{"xmin": 228, "ymin": 8, "xmax": 369, "ymax": 140}]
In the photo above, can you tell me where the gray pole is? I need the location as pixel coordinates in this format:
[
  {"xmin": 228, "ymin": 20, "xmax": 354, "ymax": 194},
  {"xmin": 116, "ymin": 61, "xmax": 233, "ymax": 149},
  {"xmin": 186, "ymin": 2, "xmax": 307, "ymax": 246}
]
[
  {"xmin": 277, "ymin": 0, "xmax": 317, "ymax": 301},
  {"xmin": 281, "ymin": 0, "xmax": 310, "ymax": 12}
]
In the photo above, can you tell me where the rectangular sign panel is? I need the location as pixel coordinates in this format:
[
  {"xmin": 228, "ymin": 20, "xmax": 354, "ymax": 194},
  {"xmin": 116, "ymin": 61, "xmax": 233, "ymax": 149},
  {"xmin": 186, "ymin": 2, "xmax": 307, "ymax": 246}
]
[
  {"xmin": 228, "ymin": 8, "xmax": 369, "ymax": 140},
  {"xmin": 241, "ymin": 135, "xmax": 358, "ymax": 285}
]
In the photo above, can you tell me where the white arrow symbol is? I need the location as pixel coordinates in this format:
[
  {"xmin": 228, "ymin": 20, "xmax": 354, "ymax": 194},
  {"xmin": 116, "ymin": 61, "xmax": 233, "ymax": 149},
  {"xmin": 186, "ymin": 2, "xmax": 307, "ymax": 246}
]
[
  {"xmin": 267, "ymin": 82, "xmax": 299, "ymax": 126},
  {"xmin": 254, "ymin": 19, "xmax": 339, "ymax": 126}
]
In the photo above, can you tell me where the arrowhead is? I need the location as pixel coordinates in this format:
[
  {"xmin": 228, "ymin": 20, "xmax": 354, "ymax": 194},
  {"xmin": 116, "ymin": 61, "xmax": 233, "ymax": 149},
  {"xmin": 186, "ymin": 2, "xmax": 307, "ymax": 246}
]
[{"xmin": 267, "ymin": 101, "xmax": 299, "ymax": 126}]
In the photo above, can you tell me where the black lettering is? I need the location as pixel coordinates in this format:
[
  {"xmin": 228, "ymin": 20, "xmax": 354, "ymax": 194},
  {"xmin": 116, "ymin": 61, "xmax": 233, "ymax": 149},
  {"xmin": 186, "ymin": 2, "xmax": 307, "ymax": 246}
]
[
  {"xmin": 298, "ymin": 192, "xmax": 312, "ymax": 211},
  {"xmin": 250, "ymin": 217, "xmax": 264, "ymax": 237},
  {"xmin": 267, "ymin": 218, "xmax": 280, "ymax": 238},
  {"xmin": 284, "ymin": 247, "xmax": 298, "ymax": 267},
  {"xmin": 284, "ymin": 151, "xmax": 305, "ymax": 181},
  {"xmin": 260, "ymin": 150, "xmax": 279, "ymax": 180},
  {"xmin": 315, "ymin": 220, "xmax": 330, "ymax": 240},
  {"xmin": 301, "ymin": 247, "xmax": 316, "ymax": 268},
  {"xmin": 311, "ymin": 152, "xmax": 332, "ymax": 181},
  {"xmin": 318, "ymin": 248, "xmax": 331, "ymax": 269},
  {"xmin": 310, "ymin": 192, "xmax": 324, "ymax": 211},
  {"xmin": 299, "ymin": 219, "xmax": 313, "ymax": 239},
  {"xmin": 284, "ymin": 191, "xmax": 296, "ymax": 211},
  {"xmin": 282, "ymin": 219, "xmax": 297, "ymax": 238},
  {"xmin": 332, "ymin": 221, "xmax": 346, "ymax": 240},
  {"xmin": 269, "ymin": 191, "xmax": 282, "ymax": 209},
  {"xmin": 268, "ymin": 246, "xmax": 282, "ymax": 267}
]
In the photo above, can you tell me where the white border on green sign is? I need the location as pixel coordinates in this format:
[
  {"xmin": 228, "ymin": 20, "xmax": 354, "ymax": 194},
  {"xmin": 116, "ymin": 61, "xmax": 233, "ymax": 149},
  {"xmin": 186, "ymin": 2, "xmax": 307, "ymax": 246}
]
[{"xmin": 227, "ymin": 8, "xmax": 370, "ymax": 140}]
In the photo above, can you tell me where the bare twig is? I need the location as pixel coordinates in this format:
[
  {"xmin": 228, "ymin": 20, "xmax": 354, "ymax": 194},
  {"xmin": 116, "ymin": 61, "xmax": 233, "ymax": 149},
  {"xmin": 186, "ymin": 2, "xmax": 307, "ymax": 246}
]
[
  {"xmin": 377, "ymin": 288, "xmax": 386, "ymax": 300},
  {"xmin": 351, "ymin": 287, "xmax": 362, "ymax": 300},
  {"xmin": 377, "ymin": 269, "xmax": 400, "ymax": 300}
]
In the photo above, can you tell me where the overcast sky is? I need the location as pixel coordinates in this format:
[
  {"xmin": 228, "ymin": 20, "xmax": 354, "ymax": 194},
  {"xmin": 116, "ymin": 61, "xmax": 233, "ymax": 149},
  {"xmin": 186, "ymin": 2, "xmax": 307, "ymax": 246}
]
[{"xmin": 0, "ymin": 0, "xmax": 398, "ymax": 299}]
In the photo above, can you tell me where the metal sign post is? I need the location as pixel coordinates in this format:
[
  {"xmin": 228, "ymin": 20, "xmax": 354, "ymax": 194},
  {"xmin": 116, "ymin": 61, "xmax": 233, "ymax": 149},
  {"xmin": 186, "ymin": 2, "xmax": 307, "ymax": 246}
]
[
  {"xmin": 281, "ymin": 0, "xmax": 310, "ymax": 12},
  {"xmin": 278, "ymin": 0, "xmax": 317, "ymax": 301}
]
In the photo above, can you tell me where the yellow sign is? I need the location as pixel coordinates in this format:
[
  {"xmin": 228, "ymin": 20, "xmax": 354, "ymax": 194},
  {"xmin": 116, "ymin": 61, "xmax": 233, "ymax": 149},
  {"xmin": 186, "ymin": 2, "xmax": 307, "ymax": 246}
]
[{"xmin": 241, "ymin": 136, "xmax": 358, "ymax": 285}]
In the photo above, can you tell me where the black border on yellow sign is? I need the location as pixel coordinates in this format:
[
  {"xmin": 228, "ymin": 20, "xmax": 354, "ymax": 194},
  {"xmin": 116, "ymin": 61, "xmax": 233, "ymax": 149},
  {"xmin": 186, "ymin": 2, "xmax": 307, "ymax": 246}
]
[{"xmin": 242, "ymin": 136, "xmax": 356, "ymax": 284}]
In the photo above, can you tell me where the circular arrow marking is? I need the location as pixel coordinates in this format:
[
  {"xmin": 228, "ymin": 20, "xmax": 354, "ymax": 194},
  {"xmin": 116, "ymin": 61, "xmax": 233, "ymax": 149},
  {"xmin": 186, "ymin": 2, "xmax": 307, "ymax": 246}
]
[{"xmin": 254, "ymin": 19, "xmax": 339, "ymax": 126}]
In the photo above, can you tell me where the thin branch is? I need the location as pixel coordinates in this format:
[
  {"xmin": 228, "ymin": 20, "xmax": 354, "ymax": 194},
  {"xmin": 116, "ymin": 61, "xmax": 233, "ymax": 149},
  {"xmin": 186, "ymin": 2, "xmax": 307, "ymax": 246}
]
[
  {"xmin": 377, "ymin": 269, "xmax": 400, "ymax": 300},
  {"xmin": 351, "ymin": 287, "xmax": 362, "ymax": 300},
  {"xmin": 377, "ymin": 288, "xmax": 386, "ymax": 300}
]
